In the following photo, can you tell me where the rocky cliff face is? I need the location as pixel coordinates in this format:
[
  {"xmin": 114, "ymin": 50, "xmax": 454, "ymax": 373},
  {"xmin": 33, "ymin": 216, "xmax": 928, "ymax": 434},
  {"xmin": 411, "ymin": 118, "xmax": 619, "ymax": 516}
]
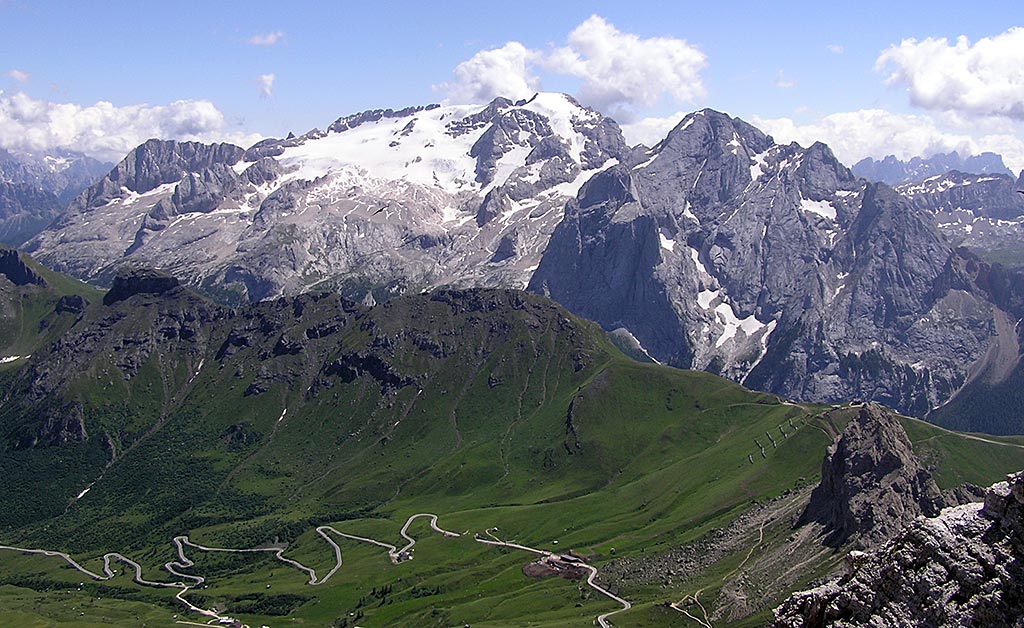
[
  {"xmin": 0, "ymin": 248, "xmax": 47, "ymax": 287},
  {"xmin": 798, "ymin": 404, "xmax": 946, "ymax": 548},
  {"xmin": 773, "ymin": 470, "xmax": 1024, "ymax": 628},
  {"xmin": 530, "ymin": 110, "xmax": 1006, "ymax": 418}
]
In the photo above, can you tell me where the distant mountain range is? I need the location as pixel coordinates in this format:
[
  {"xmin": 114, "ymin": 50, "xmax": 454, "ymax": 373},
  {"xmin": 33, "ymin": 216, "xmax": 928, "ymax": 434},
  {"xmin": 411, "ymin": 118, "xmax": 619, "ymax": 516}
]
[
  {"xmin": 852, "ymin": 150, "xmax": 1015, "ymax": 185},
  {"xmin": 0, "ymin": 148, "xmax": 111, "ymax": 247},
  {"xmin": 8, "ymin": 94, "xmax": 1024, "ymax": 430}
]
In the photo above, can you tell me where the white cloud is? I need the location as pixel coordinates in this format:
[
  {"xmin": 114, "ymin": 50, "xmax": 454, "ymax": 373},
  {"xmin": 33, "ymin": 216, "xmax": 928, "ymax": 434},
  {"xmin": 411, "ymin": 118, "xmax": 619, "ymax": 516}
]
[
  {"xmin": 248, "ymin": 31, "xmax": 285, "ymax": 46},
  {"xmin": 826, "ymin": 44, "xmax": 844, "ymax": 55},
  {"xmin": 440, "ymin": 15, "xmax": 706, "ymax": 120},
  {"xmin": 0, "ymin": 92, "xmax": 262, "ymax": 162},
  {"xmin": 544, "ymin": 15, "xmax": 706, "ymax": 119},
  {"xmin": 754, "ymin": 108, "xmax": 1024, "ymax": 174},
  {"xmin": 6, "ymin": 69, "xmax": 29, "ymax": 83},
  {"xmin": 258, "ymin": 73, "xmax": 275, "ymax": 97},
  {"xmin": 876, "ymin": 27, "xmax": 1024, "ymax": 119},
  {"xmin": 620, "ymin": 112, "xmax": 688, "ymax": 147},
  {"xmin": 440, "ymin": 42, "xmax": 541, "ymax": 103},
  {"xmin": 775, "ymin": 70, "xmax": 795, "ymax": 89}
]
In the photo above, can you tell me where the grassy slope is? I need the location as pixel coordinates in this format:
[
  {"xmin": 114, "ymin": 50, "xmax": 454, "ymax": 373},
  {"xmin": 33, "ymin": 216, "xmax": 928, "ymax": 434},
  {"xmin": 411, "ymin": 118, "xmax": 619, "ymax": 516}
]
[
  {"xmin": 0, "ymin": 287, "xmax": 1022, "ymax": 627},
  {"xmin": 0, "ymin": 248, "xmax": 102, "ymax": 358}
]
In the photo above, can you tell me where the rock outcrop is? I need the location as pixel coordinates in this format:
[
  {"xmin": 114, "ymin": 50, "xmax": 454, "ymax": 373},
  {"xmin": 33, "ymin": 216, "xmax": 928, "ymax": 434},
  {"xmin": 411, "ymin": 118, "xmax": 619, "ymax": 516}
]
[
  {"xmin": 798, "ymin": 404, "xmax": 945, "ymax": 548},
  {"xmin": 102, "ymin": 267, "xmax": 180, "ymax": 305},
  {"xmin": 0, "ymin": 247, "xmax": 47, "ymax": 287},
  {"xmin": 773, "ymin": 471, "xmax": 1024, "ymax": 628}
]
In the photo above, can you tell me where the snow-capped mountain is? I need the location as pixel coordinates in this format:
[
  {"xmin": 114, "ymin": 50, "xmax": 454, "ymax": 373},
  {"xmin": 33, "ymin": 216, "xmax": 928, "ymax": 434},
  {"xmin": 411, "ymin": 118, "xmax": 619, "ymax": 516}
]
[
  {"xmin": 530, "ymin": 109, "xmax": 1018, "ymax": 417},
  {"xmin": 27, "ymin": 93, "xmax": 631, "ymax": 301},
  {"xmin": 23, "ymin": 94, "xmax": 1024, "ymax": 423}
]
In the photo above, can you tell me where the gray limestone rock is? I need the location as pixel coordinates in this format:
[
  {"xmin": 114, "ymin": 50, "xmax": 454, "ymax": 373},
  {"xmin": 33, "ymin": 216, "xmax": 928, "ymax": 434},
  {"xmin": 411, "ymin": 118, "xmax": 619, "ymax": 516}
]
[
  {"xmin": 798, "ymin": 403, "xmax": 946, "ymax": 548},
  {"xmin": 103, "ymin": 267, "xmax": 180, "ymax": 305},
  {"xmin": 0, "ymin": 247, "xmax": 47, "ymax": 287},
  {"xmin": 530, "ymin": 109, "xmax": 1010, "ymax": 420},
  {"xmin": 772, "ymin": 471, "xmax": 1024, "ymax": 628}
]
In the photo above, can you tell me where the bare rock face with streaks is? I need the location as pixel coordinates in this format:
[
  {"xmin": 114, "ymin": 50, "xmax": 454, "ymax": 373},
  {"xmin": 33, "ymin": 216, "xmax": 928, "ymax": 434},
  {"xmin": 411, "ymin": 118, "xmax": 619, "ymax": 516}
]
[
  {"xmin": 797, "ymin": 403, "xmax": 945, "ymax": 548},
  {"xmin": 772, "ymin": 470, "xmax": 1024, "ymax": 628},
  {"xmin": 530, "ymin": 109, "xmax": 1008, "ymax": 419}
]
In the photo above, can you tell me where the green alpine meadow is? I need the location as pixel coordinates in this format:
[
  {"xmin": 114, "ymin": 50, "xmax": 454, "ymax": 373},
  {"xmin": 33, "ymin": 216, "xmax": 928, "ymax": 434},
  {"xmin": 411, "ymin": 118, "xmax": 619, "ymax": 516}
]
[{"xmin": 2, "ymin": 249, "xmax": 1023, "ymax": 627}]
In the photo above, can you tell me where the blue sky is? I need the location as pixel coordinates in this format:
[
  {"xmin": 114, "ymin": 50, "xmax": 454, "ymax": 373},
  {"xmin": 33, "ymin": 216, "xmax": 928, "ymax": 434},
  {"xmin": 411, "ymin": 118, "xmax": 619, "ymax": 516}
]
[{"xmin": 2, "ymin": 0, "xmax": 1023, "ymax": 170}]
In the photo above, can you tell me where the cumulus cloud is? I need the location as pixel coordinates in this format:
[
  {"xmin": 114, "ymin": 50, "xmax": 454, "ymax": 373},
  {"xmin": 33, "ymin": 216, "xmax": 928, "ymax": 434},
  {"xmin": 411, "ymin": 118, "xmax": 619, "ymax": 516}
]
[
  {"xmin": 0, "ymin": 92, "xmax": 262, "ymax": 162},
  {"xmin": 620, "ymin": 112, "xmax": 688, "ymax": 147},
  {"xmin": 258, "ymin": 73, "xmax": 275, "ymax": 97},
  {"xmin": 876, "ymin": 27, "xmax": 1024, "ymax": 119},
  {"xmin": 826, "ymin": 44, "xmax": 844, "ymax": 55},
  {"xmin": 441, "ymin": 42, "xmax": 540, "ymax": 103},
  {"xmin": 440, "ymin": 15, "xmax": 706, "ymax": 120},
  {"xmin": 6, "ymin": 69, "xmax": 29, "ymax": 83},
  {"xmin": 544, "ymin": 15, "xmax": 706, "ymax": 119},
  {"xmin": 754, "ymin": 108, "xmax": 1024, "ymax": 174},
  {"xmin": 248, "ymin": 31, "xmax": 285, "ymax": 46}
]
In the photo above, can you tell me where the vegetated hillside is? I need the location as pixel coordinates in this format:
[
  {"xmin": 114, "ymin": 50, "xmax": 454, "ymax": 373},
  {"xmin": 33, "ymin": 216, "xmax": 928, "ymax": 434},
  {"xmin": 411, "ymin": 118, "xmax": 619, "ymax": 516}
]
[
  {"xmin": 0, "ymin": 246, "xmax": 102, "ymax": 363},
  {"xmin": 0, "ymin": 265, "xmax": 1022, "ymax": 628}
]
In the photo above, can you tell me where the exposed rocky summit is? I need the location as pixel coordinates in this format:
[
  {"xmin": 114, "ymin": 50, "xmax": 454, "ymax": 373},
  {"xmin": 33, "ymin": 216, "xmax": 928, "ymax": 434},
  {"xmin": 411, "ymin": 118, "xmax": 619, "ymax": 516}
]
[
  {"xmin": 773, "ymin": 470, "xmax": 1024, "ymax": 628},
  {"xmin": 530, "ymin": 109, "xmax": 1008, "ymax": 420},
  {"xmin": 27, "ymin": 93, "xmax": 631, "ymax": 302},
  {"xmin": 102, "ymin": 267, "xmax": 180, "ymax": 305},
  {"xmin": 798, "ymin": 404, "xmax": 945, "ymax": 548},
  {"xmin": 0, "ymin": 248, "xmax": 47, "ymax": 287}
]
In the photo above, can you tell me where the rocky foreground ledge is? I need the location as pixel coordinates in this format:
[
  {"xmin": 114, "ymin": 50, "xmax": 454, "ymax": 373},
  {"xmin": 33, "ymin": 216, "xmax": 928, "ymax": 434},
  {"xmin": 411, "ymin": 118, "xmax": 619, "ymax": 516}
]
[{"xmin": 772, "ymin": 470, "xmax": 1024, "ymax": 628}]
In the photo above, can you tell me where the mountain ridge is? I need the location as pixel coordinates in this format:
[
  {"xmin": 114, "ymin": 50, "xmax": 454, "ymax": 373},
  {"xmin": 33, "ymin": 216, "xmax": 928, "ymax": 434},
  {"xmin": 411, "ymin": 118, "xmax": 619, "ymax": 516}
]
[
  {"xmin": 17, "ymin": 93, "xmax": 1024, "ymax": 430},
  {"xmin": 852, "ymin": 150, "xmax": 1015, "ymax": 185}
]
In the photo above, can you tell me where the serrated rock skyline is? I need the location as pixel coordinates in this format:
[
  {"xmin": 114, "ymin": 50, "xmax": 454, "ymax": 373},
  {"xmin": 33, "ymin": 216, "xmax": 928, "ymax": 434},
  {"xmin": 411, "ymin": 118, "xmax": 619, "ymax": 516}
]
[{"xmin": 19, "ymin": 93, "xmax": 1024, "ymax": 427}]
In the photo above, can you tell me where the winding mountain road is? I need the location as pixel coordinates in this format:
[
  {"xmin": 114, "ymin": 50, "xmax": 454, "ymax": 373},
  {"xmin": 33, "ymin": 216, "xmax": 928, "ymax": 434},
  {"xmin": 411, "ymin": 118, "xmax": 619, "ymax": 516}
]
[{"xmin": 2, "ymin": 513, "xmax": 628, "ymax": 627}]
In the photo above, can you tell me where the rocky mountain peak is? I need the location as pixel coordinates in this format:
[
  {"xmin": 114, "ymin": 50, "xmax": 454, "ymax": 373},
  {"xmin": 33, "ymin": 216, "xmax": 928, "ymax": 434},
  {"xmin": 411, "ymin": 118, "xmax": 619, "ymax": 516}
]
[
  {"xmin": 656, "ymin": 109, "xmax": 772, "ymax": 163},
  {"xmin": 0, "ymin": 247, "xmax": 47, "ymax": 287},
  {"xmin": 27, "ymin": 92, "xmax": 632, "ymax": 302},
  {"xmin": 102, "ymin": 267, "xmax": 181, "ymax": 305},
  {"xmin": 107, "ymin": 139, "xmax": 244, "ymax": 196},
  {"xmin": 773, "ymin": 470, "xmax": 1024, "ymax": 628},
  {"xmin": 853, "ymin": 150, "xmax": 1014, "ymax": 185},
  {"xmin": 798, "ymin": 404, "xmax": 945, "ymax": 548}
]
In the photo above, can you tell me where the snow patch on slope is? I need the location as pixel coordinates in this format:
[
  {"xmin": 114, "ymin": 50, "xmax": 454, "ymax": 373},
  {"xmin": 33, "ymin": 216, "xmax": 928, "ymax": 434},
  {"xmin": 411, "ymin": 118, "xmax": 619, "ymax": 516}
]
[{"xmin": 801, "ymin": 198, "xmax": 836, "ymax": 221}]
